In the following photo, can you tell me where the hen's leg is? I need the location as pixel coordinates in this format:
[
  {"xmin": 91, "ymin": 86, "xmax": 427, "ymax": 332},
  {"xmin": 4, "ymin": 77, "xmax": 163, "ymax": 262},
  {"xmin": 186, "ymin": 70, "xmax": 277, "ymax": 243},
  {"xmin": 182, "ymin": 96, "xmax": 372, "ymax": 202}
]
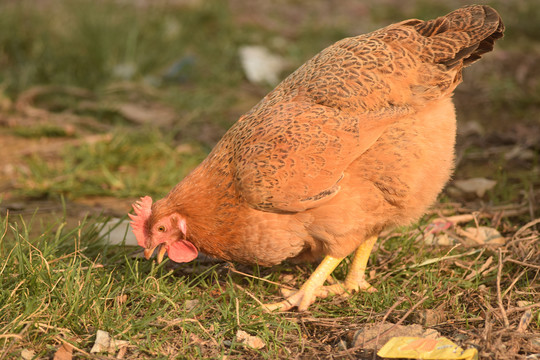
[
  {"xmin": 263, "ymin": 255, "xmax": 344, "ymax": 312},
  {"xmin": 318, "ymin": 235, "xmax": 378, "ymax": 297}
]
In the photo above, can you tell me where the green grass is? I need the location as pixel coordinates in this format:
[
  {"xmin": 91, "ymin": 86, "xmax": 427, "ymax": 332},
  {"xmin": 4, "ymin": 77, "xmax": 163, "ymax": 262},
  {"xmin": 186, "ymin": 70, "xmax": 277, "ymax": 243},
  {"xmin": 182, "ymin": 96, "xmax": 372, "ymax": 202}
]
[
  {"xmin": 1, "ymin": 211, "xmax": 537, "ymax": 358},
  {"xmin": 17, "ymin": 129, "xmax": 207, "ymax": 199}
]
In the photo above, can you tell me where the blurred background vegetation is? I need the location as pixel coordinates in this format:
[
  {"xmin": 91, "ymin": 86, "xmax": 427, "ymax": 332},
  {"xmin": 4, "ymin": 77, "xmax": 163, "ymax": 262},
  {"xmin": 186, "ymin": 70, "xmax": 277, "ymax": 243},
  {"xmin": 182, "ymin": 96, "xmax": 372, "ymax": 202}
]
[
  {"xmin": 0, "ymin": 0, "xmax": 537, "ymax": 254},
  {"xmin": 0, "ymin": 0, "xmax": 538, "ymax": 204}
]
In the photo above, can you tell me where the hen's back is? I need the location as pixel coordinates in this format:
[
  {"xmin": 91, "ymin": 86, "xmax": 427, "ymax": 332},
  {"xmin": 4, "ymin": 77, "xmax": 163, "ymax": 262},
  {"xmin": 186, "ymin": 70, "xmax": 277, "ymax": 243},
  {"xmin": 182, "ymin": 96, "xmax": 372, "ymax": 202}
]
[
  {"xmin": 256, "ymin": 5, "xmax": 503, "ymax": 114},
  {"xmin": 220, "ymin": 5, "xmax": 503, "ymax": 215}
]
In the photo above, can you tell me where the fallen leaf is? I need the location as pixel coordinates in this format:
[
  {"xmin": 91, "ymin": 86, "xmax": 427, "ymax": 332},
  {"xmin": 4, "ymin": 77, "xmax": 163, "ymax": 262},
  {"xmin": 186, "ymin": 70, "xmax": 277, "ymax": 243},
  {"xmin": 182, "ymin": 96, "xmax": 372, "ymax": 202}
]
[
  {"xmin": 517, "ymin": 310, "xmax": 533, "ymax": 333},
  {"xmin": 458, "ymin": 226, "xmax": 506, "ymax": 247},
  {"xmin": 116, "ymin": 294, "xmax": 128, "ymax": 305},
  {"xmin": 53, "ymin": 342, "xmax": 73, "ymax": 360},
  {"xmin": 412, "ymin": 309, "xmax": 448, "ymax": 327},
  {"xmin": 453, "ymin": 178, "xmax": 496, "ymax": 197},
  {"xmin": 21, "ymin": 349, "xmax": 35, "ymax": 360},
  {"xmin": 185, "ymin": 299, "xmax": 199, "ymax": 311},
  {"xmin": 91, "ymin": 330, "xmax": 110, "ymax": 354},
  {"xmin": 351, "ymin": 322, "xmax": 438, "ymax": 350},
  {"xmin": 90, "ymin": 330, "xmax": 129, "ymax": 355},
  {"xmin": 235, "ymin": 329, "xmax": 265, "ymax": 349},
  {"xmin": 423, "ymin": 232, "xmax": 455, "ymax": 246}
]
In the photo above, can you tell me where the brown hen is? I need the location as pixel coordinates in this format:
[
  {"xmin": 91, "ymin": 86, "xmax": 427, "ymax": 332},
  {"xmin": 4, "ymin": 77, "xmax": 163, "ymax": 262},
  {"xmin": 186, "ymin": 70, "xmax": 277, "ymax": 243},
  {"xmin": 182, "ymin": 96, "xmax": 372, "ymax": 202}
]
[{"xmin": 130, "ymin": 5, "xmax": 504, "ymax": 311}]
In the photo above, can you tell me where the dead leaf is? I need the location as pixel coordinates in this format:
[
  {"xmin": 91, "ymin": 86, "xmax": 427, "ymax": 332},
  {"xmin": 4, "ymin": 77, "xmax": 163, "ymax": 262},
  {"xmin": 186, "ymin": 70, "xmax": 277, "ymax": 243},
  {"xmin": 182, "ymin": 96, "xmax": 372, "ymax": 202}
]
[
  {"xmin": 53, "ymin": 342, "xmax": 73, "ymax": 360},
  {"xmin": 90, "ymin": 330, "xmax": 129, "ymax": 355},
  {"xmin": 423, "ymin": 232, "xmax": 455, "ymax": 246},
  {"xmin": 412, "ymin": 309, "xmax": 448, "ymax": 327},
  {"xmin": 90, "ymin": 330, "xmax": 110, "ymax": 354},
  {"xmin": 351, "ymin": 322, "xmax": 438, "ymax": 350},
  {"xmin": 517, "ymin": 310, "xmax": 533, "ymax": 333},
  {"xmin": 235, "ymin": 329, "xmax": 265, "ymax": 349},
  {"xmin": 185, "ymin": 299, "xmax": 199, "ymax": 311},
  {"xmin": 21, "ymin": 349, "xmax": 35, "ymax": 360},
  {"xmin": 458, "ymin": 226, "xmax": 506, "ymax": 247},
  {"xmin": 116, "ymin": 294, "xmax": 128, "ymax": 305},
  {"xmin": 453, "ymin": 178, "xmax": 497, "ymax": 197}
]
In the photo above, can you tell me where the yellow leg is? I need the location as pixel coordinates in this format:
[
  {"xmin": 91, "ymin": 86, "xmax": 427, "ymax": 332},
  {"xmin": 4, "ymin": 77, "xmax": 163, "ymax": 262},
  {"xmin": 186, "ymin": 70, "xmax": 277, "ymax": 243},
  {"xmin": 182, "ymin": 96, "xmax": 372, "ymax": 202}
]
[
  {"xmin": 263, "ymin": 255, "xmax": 344, "ymax": 312},
  {"xmin": 345, "ymin": 235, "xmax": 378, "ymax": 290},
  {"xmin": 320, "ymin": 235, "xmax": 378, "ymax": 296}
]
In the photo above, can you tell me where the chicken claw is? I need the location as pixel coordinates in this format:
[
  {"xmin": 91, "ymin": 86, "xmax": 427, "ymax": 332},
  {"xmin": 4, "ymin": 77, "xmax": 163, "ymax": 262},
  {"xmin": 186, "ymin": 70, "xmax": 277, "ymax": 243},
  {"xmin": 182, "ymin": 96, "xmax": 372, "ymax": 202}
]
[
  {"xmin": 264, "ymin": 255, "xmax": 344, "ymax": 312},
  {"xmin": 320, "ymin": 236, "xmax": 378, "ymax": 297},
  {"xmin": 264, "ymin": 236, "xmax": 378, "ymax": 311}
]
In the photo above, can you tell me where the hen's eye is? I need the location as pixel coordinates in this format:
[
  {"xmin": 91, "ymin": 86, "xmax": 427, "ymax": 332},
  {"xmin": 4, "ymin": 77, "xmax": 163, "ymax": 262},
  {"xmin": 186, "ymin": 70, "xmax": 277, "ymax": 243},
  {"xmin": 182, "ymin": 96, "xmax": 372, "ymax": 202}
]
[{"xmin": 157, "ymin": 225, "xmax": 166, "ymax": 232}]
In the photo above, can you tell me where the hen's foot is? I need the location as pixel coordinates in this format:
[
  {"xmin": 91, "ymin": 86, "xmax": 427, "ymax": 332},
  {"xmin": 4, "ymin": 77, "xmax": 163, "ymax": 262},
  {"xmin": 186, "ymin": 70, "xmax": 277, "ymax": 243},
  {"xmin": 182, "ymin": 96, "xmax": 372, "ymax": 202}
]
[
  {"xmin": 263, "ymin": 236, "xmax": 379, "ymax": 312},
  {"xmin": 317, "ymin": 278, "xmax": 378, "ymax": 298},
  {"xmin": 263, "ymin": 255, "xmax": 344, "ymax": 312},
  {"xmin": 263, "ymin": 288, "xmax": 317, "ymax": 312},
  {"xmin": 264, "ymin": 278, "xmax": 377, "ymax": 312}
]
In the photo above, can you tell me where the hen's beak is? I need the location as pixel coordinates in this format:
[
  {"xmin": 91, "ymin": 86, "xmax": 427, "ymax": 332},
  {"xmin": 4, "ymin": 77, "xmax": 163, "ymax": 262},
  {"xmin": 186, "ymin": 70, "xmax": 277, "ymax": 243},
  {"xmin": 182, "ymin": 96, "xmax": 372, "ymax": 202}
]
[
  {"xmin": 156, "ymin": 245, "xmax": 167, "ymax": 264},
  {"xmin": 143, "ymin": 244, "xmax": 168, "ymax": 264}
]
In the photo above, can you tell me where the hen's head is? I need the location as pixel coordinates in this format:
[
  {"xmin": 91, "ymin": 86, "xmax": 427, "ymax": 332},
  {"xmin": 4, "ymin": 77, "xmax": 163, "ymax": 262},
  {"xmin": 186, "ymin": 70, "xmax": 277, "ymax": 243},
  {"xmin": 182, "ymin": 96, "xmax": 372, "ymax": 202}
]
[{"xmin": 129, "ymin": 196, "xmax": 198, "ymax": 263}]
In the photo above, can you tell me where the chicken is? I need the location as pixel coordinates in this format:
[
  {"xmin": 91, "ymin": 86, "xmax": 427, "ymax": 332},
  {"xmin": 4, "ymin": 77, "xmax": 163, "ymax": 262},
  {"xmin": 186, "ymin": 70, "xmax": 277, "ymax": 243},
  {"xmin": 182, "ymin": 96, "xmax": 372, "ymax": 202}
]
[{"xmin": 130, "ymin": 5, "xmax": 504, "ymax": 311}]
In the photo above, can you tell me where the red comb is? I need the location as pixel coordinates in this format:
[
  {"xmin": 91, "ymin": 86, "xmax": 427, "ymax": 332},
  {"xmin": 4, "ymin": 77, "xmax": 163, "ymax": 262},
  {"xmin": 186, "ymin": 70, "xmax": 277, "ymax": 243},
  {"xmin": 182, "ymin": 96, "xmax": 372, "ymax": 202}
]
[{"xmin": 129, "ymin": 196, "xmax": 153, "ymax": 247}]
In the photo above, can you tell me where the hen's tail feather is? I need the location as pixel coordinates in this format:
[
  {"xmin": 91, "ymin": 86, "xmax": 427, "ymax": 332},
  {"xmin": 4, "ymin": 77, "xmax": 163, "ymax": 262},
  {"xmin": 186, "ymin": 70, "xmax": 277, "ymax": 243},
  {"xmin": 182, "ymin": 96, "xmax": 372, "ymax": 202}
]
[{"xmin": 413, "ymin": 5, "xmax": 504, "ymax": 69}]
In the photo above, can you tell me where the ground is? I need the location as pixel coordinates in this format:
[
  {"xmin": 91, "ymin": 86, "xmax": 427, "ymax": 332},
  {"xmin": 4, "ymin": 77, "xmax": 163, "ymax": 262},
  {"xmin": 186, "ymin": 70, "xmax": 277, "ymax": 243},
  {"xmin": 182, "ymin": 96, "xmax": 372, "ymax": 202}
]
[{"xmin": 0, "ymin": 0, "xmax": 539, "ymax": 359}]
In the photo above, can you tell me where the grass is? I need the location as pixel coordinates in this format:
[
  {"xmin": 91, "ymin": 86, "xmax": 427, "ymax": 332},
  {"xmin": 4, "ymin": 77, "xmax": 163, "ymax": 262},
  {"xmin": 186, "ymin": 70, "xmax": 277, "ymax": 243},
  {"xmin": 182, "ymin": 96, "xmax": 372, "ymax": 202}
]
[
  {"xmin": 1, "ymin": 211, "xmax": 537, "ymax": 358},
  {"xmin": 18, "ymin": 129, "xmax": 207, "ymax": 199},
  {"xmin": 0, "ymin": 0, "xmax": 539, "ymax": 358}
]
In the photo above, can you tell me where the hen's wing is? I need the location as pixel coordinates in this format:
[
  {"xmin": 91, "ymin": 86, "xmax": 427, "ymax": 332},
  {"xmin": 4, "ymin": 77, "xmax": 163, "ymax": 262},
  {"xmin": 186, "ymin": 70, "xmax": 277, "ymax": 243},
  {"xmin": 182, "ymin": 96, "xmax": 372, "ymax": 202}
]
[
  {"xmin": 232, "ymin": 5, "xmax": 503, "ymax": 213},
  {"xmin": 233, "ymin": 99, "xmax": 405, "ymax": 213}
]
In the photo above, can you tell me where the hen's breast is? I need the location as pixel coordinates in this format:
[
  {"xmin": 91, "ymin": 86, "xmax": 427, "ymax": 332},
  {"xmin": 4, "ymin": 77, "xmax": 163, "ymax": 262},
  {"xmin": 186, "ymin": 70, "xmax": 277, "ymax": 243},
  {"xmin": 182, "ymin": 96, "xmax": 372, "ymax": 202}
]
[{"xmin": 301, "ymin": 97, "xmax": 457, "ymax": 259}]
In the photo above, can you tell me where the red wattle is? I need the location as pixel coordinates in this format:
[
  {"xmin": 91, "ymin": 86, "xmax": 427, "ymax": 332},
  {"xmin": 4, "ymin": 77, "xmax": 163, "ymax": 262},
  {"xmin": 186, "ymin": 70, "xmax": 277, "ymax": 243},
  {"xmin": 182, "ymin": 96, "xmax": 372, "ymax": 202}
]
[{"xmin": 167, "ymin": 240, "xmax": 198, "ymax": 263}]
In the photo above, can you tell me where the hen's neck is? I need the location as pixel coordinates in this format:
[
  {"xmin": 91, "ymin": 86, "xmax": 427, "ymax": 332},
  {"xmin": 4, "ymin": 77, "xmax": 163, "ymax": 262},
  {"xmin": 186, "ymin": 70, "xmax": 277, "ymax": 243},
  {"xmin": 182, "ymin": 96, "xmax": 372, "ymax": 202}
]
[{"xmin": 164, "ymin": 154, "xmax": 241, "ymax": 257}]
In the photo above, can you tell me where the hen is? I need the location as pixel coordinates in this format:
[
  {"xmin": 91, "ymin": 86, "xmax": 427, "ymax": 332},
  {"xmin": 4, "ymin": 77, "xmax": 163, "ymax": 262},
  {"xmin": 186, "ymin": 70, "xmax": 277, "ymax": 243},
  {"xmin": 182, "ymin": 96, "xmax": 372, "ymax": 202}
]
[{"xmin": 130, "ymin": 5, "xmax": 504, "ymax": 311}]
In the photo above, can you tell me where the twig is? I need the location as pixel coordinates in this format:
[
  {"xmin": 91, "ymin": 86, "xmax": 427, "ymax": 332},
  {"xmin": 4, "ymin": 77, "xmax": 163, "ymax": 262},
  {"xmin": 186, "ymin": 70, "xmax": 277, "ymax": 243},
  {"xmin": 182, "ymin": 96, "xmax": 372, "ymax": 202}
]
[
  {"xmin": 464, "ymin": 256, "xmax": 494, "ymax": 281},
  {"xmin": 431, "ymin": 207, "xmax": 530, "ymax": 225},
  {"xmin": 411, "ymin": 248, "xmax": 481, "ymax": 268},
  {"xmin": 0, "ymin": 323, "xmax": 30, "ymax": 360},
  {"xmin": 227, "ymin": 266, "xmax": 296, "ymax": 290},
  {"xmin": 369, "ymin": 297, "xmax": 408, "ymax": 358},
  {"xmin": 513, "ymin": 218, "xmax": 540, "ymax": 240},
  {"xmin": 505, "ymin": 258, "xmax": 540, "ymax": 270},
  {"xmin": 158, "ymin": 318, "xmax": 219, "ymax": 347},
  {"xmin": 233, "ymin": 283, "xmax": 267, "ymax": 310},
  {"xmin": 506, "ymin": 302, "xmax": 540, "ymax": 314},
  {"xmin": 496, "ymin": 250, "xmax": 510, "ymax": 328},
  {"xmin": 235, "ymin": 298, "xmax": 241, "ymax": 327},
  {"xmin": 56, "ymin": 336, "xmax": 92, "ymax": 357},
  {"xmin": 502, "ymin": 269, "xmax": 527, "ymax": 299}
]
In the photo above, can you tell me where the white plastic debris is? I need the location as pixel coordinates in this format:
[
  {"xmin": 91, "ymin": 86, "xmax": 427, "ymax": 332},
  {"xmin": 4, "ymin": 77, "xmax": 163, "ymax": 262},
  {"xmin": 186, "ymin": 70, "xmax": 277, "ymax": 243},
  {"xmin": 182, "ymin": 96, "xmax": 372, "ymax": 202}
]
[
  {"xmin": 98, "ymin": 218, "xmax": 137, "ymax": 246},
  {"xmin": 239, "ymin": 45, "xmax": 288, "ymax": 85},
  {"xmin": 453, "ymin": 178, "xmax": 497, "ymax": 197}
]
